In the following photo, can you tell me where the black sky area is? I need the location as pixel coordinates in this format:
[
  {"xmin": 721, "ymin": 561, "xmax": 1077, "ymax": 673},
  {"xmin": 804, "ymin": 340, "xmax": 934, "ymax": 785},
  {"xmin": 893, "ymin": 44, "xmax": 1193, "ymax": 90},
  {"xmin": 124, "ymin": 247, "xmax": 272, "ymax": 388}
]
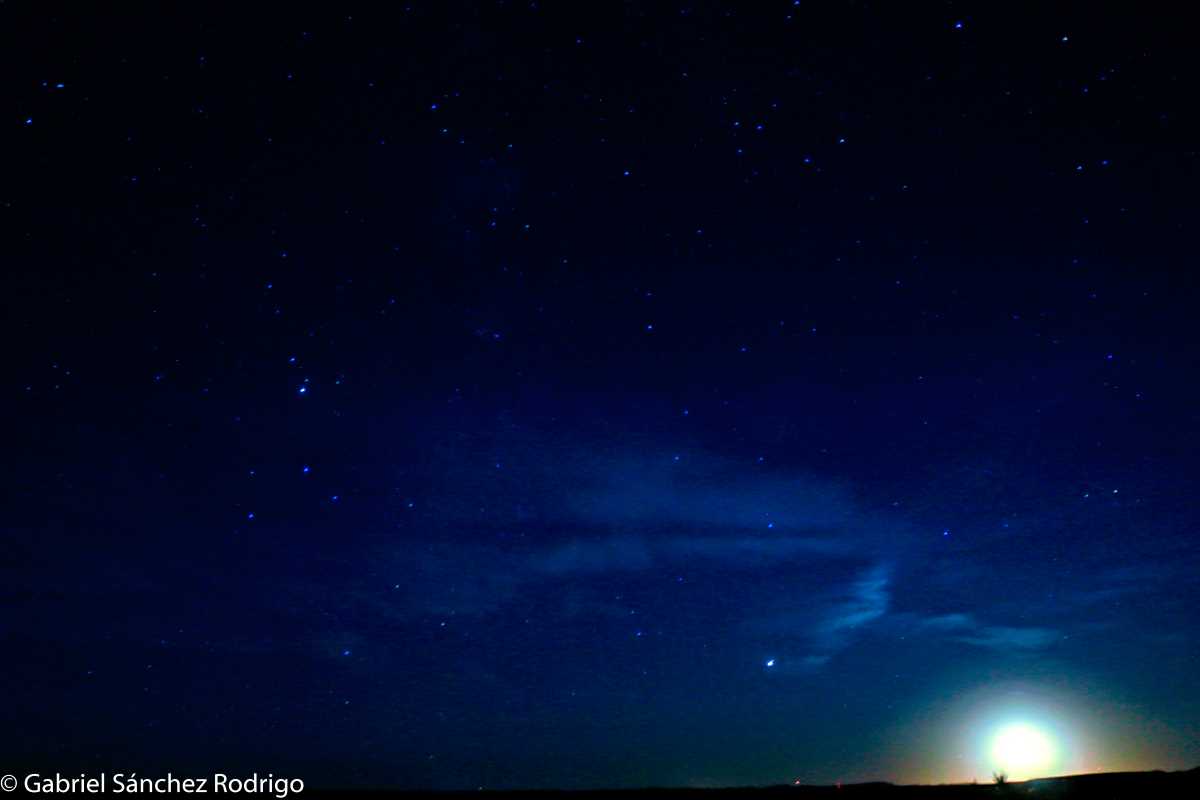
[{"xmin": 3, "ymin": 1, "xmax": 1199, "ymax": 791}]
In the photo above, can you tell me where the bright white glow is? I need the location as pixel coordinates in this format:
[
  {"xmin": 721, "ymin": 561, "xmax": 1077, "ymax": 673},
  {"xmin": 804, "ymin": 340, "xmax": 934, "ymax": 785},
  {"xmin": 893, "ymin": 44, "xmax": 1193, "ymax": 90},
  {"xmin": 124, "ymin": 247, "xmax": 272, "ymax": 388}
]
[{"xmin": 989, "ymin": 722, "xmax": 1058, "ymax": 780}]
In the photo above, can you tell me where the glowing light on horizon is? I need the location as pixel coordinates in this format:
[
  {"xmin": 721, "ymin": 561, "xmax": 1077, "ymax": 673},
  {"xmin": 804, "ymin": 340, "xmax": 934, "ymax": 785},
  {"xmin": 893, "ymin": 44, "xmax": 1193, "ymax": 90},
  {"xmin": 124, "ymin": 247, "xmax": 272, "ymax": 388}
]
[
  {"xmin": 989, "ymin": 722, "xmax": 1059, "ymax": 780},
  {"xmin": 885, "ymin": 683, "xmax": 1145, "ymax": 786}
]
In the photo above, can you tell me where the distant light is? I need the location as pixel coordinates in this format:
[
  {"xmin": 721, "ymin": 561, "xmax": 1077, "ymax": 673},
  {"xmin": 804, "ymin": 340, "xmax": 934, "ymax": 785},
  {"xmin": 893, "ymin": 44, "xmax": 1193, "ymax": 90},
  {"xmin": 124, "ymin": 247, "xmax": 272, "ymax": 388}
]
[
  {"xmin": 989, "ymin": 722, "xmax": 1058, "ymax": 780},
  {"xmin": 766, "ymin": 658, "xmax": 776, "ymax": 667},
  {"xmin": 246, "ymin": 512, "xmax": 255, "ymax": 520}
]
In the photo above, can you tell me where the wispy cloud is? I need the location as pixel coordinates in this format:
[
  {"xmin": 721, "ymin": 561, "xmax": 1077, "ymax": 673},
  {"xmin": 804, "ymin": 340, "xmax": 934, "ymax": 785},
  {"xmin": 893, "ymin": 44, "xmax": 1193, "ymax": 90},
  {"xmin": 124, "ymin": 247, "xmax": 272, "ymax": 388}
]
[
  {"xmin": 914, "ymin": 613, "xmax": 1060, "ymax": 651},
  {"xmin": 530, "ymin": 535, "xmax": 655, "ymax": 575},
  {"xmin": 566, "ymin": 461, "xmax": 865, "ymax": 535},
  {"xmin": 530, "ymin": 534, "xmax": 846, "ymax": 576},
  {"xmin": 817, "ymin": 564, "xmax": 891, "ymax": 636},
  {"xmin": 957, "ymin": 625, "xmax": 1060, "ymax": 650},
  {"xmin": 390, "ymin": 445, "xmax": 900, "ymax": 643},
  {"xmin": 748, "ymin": 563, "xmax": 892, "ymax": 670},
  {"xmin": 373, "ymin": 440, "xmax": 1054, "ymax": 671}
]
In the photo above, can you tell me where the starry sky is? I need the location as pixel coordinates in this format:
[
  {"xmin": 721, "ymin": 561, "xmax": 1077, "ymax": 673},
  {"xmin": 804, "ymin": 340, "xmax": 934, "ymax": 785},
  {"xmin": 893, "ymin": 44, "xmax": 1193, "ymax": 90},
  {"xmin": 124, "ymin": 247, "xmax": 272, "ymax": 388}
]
[{"xmin": 4, "ymin": 1, "xmax": 1199, "ymax": 791}]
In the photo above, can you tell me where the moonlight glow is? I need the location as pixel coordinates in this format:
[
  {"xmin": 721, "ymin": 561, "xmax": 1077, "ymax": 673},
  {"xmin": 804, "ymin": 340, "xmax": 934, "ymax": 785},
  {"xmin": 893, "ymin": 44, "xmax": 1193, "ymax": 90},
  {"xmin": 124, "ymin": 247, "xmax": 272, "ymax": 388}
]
[
  {"xmin": 989, "ymin": 722, "xmax": 1059, "ymax": 780},
  {"xmin": 897, "ymin": 684, "xmax": 1107, "ymax": 785}
]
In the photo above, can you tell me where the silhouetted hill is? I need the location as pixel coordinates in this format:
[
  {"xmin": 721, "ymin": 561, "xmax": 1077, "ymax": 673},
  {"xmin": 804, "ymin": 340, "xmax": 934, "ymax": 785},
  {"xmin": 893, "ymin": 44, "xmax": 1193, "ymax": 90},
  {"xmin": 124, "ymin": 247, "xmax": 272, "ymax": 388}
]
[{"xmin": 309, "ymin": 768, "xmax": 1200, "ymax": 800}]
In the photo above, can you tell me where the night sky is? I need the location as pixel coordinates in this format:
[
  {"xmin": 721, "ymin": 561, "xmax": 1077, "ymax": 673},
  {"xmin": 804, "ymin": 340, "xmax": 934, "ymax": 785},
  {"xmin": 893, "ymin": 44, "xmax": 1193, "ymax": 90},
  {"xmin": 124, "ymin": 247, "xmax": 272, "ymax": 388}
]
[{"xmin": 4, "ymin": 1, "xmax": 1200, "ymax": 791}]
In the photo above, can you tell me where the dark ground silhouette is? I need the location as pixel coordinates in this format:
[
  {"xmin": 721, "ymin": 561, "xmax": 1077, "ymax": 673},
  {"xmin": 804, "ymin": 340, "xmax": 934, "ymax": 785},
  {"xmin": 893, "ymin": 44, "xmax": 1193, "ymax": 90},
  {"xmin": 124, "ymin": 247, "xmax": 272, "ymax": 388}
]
[{"xmin": 310, "ymin": 768, "xmax": 1200, "ymax": 800}]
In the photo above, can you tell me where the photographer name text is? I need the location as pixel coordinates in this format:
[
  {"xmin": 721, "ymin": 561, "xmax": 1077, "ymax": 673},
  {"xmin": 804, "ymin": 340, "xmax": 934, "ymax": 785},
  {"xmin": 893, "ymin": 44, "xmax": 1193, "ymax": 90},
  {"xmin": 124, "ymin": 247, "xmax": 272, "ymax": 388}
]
[{"xmin": 2, "ymin": 773, "xmax": 304, "ymax": 797}]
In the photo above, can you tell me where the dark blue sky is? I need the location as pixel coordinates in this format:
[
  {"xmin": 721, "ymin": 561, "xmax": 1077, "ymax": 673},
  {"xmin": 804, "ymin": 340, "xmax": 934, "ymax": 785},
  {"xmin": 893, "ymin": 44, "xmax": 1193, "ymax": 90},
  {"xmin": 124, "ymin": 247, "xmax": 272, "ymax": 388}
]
[{"xmin": 4, "ymin": 1, "xmax": 1199, "ymax": 790}]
